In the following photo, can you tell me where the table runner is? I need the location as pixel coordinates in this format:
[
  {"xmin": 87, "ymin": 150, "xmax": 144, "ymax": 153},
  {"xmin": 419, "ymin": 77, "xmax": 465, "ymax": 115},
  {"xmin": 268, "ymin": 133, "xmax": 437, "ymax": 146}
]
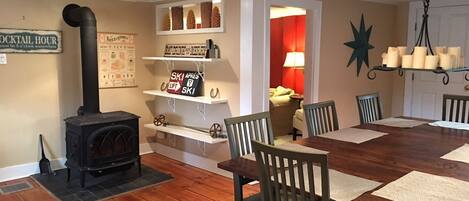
[
  {"xmin": 371, "ymin": 117, "xmax": 427, "ymax": 128},
  {"xmin": 372, "ymin": 171, "xmax": 469, "ymax": 201},
  {"xmin": 429, "ymin": 121, "xmax": 469, "ymax": 130},
  {"xmin": 278, "ymin": 164, "xmax": 382, "ymax": 201},
  {"xmin": 319, "ymin": 128, "xmax": 387, "ymax": 144}
]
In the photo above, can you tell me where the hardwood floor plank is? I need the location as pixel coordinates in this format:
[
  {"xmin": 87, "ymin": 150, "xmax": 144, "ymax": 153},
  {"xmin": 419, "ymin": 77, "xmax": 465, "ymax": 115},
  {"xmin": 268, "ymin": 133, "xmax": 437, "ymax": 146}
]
[{"xmin": 0, "ymin": 153, "xmax": 244, "ymax": 201}]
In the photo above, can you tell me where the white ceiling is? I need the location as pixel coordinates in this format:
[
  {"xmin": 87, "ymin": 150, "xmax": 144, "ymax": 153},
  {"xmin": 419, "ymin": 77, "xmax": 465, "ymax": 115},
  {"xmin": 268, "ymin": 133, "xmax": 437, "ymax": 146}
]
[{"xmin": 120, "ymin": 0, "xmax": 416, "ymax": 5}]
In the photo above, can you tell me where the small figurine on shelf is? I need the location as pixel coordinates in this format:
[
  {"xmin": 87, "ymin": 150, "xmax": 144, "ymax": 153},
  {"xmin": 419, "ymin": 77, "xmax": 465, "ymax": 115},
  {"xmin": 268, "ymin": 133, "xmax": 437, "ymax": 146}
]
[{"xmin": 205, "ymin": 39, "xmax": 220, "ymax": 59}]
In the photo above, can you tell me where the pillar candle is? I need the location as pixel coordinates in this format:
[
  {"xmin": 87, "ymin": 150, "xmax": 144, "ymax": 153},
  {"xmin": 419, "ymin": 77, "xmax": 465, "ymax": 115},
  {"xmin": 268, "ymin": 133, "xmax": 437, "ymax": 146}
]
[
  {"xmin": 397, "ymin": 46, "xmax": 407, "ymax": 56},
  {"xmin": 387, "ymin": 48, "xmax": 400, "ymax": 68},
  {"xmin": 382, "ymin": 53, "xmax": 388, "ymax": 66},
  {"xmin": 448, "ymin": 47, "xmax": 461, "ymax": 67},
  {"xmin": 440, "ymin": 54, "xmax": 454, "ymax": 70},
  {"xmin": 412, "ymin": 46, "xmax": 427, "ymax": 69},
  {"xmin": 435, "ymin": 46, "xmax": 447, "ymax": 56},
  {"xmin": 425, "ymin": 55, "xmax": 439, "ymax": 69},
  {"xmin": 402, "ymin": 55, "xmax": 413, "ymax": 68}
]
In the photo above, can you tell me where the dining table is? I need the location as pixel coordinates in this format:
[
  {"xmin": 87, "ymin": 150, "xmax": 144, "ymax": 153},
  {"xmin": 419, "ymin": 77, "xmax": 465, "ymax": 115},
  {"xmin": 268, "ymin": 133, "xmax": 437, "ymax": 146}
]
[{"xmin": 217, "ymin": 117, "xmax": 469, "ymax": 200}]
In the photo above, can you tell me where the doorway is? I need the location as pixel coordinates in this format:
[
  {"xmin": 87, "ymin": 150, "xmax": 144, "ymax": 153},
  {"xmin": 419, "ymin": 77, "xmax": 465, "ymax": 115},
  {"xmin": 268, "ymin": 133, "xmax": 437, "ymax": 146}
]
[
  {"xmin": 268, "ymin": 6, "xmax": 306, "ymax": 141},
  {"xmin": 404, "ymin": 1, "xmax": 469, "ymax": 119},
  {"xmin": 239, "ymin": 0, "xmax": 323, "ymax": 137}
]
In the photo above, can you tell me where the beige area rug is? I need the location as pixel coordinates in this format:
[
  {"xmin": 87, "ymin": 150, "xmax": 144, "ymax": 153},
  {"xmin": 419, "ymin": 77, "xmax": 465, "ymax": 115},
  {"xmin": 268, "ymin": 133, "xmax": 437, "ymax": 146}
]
[
  {"xmin": 370, "ymin": 117, "xmax": 427, "ymax": 128},
  {"xmin": 372, "ymin": 171, "xmax": 469, "ymax": 201},
  {"xmin": 441, "ymin": 144, "xmax": 469, "ymax": 164},
  {"xmin": 319, "ymin": 128, "xmax": 388, "ymax": 144},
  {"xmin": 242, "ymin": 142, "xmax": 328, "ymax": 167},
  {"xmin": 276, "ymin": 164, "xmax": 382, "ymax": 201}
]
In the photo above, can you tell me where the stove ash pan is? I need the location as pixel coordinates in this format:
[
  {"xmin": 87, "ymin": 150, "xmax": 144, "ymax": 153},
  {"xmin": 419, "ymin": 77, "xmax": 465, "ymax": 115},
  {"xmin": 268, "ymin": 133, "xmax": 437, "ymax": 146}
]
[{"xmin": 64, "ymin": 111, "xmax": 141, "ymax": 187}]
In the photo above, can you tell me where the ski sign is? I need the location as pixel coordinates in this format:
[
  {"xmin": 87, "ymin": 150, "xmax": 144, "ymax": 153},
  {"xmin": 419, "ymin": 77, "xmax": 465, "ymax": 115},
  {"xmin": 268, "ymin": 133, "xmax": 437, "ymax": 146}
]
[{"xmin": 167, "ymin": 70, "xmax": 203, "ymax": 97}]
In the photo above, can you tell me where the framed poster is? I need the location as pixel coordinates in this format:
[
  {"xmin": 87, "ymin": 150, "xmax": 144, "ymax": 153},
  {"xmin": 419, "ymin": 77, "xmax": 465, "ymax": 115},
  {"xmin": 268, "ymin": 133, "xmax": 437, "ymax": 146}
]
[
  {"xmin": 0, "ymin": 28, "xmax": 62, "ymax": 53},
  {"xmin": 98, "ymin": 32, "xmax": 136, "ymax": 88}
]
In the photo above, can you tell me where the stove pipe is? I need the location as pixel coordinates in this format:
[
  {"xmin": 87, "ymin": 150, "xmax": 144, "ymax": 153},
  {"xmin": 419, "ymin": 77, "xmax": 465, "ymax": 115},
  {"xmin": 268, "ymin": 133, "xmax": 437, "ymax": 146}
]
[{"xmin": 63, "ymin": 4, "xmax": 100, "ymax": 115}]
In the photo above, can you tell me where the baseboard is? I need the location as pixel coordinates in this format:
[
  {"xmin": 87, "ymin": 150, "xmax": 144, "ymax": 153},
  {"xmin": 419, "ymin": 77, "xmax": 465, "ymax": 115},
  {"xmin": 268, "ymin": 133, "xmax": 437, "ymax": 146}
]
[
  {"xmin": 145, "ymin": 142, "xmax": 232, "ymax": 178},
  {"xmin": 0, "ymin": 158, "xmax": 66, "ymax": 182},
  {"xmin": 0, "ymin": 146, "xmax": 154, "ymax": 183}
]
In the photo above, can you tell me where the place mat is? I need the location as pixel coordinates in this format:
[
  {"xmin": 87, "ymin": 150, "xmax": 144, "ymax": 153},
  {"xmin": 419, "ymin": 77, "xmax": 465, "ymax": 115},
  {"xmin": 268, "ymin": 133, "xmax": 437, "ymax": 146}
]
[
  {"xmin": 319, "ymin": 128, "xmax": 388, "ymax": 144},
  {"xmin": 441, "ymin": 144, "xmax": 469, "ymax": 164},
  {"xmin": 372, "ymin": 171, "xmax": 469, "ymax": 201},
  {"xmin": 371, "ymin": 117, "xmax": 427, "ymax": 128},
  {"xmin": 429, "ymin": 121, "xmax": 469, "ymax": 131},
  {"xmin": 277, "ymin": 164, "xmax": 382, "ymax": 201},
  {"xmin": 242, "ymin": 143, "xmax": 328, "ymax": 167},
  {"xmin": 32, "ymin": 165, "xmax": 172, "ymax": 201}
]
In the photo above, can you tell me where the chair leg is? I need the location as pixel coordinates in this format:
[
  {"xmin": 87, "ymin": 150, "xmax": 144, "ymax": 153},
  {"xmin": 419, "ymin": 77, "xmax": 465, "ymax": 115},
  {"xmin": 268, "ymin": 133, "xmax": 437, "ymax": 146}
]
[
  {"xmin": 293, "ymin": 128, "xmax": 299, "ymax": 141},
  {"xmin": 66, "ymin": 167, "xmax": 71, "ymax": 183},
  {"xmin": 233, "ymin": 174, "xmax": 243, "ymax": 201}
]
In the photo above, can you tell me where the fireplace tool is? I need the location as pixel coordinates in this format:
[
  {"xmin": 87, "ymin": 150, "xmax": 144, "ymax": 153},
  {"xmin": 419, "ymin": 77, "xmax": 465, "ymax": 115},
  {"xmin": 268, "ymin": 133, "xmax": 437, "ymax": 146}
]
[
  {"xmin": 39, "ymin": 134, "xmax": 55, "ymax": 175},
  {"xmin": 154, "ymin": 115, "xmax": 226, "ymax": 138}
]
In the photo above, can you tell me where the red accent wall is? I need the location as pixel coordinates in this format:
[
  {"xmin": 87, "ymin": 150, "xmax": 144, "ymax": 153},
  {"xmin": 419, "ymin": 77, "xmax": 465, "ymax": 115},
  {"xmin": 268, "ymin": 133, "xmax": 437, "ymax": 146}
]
[{"xmin": 270, "ymin": 15, "xmax": 306, "ymax": 94}]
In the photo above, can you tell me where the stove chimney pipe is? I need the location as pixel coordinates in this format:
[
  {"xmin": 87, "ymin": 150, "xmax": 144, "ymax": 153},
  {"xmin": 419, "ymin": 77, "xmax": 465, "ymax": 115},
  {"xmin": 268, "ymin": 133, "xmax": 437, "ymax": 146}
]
[{"xmin": 63, "ymin": 4, "xmax": 100, "ymax": 115}]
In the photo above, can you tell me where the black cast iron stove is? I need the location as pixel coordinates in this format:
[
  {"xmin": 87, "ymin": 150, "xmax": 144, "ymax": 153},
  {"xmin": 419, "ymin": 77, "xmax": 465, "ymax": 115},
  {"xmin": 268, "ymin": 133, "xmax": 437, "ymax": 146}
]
[{"xmin": 62, "ymin": 4, "xmax": 141, "ymax": 188}]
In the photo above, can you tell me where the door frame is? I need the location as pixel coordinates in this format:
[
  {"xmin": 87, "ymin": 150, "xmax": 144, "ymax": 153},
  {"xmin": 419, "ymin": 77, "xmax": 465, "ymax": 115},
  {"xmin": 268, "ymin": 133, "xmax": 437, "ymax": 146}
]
[
  {"xmin": 239, "ymin": 0, "xmax": 322, "ymax": 115},
  {"xmin": 403, "ymin": 0, "xmax": 469, "ymax": 116}
]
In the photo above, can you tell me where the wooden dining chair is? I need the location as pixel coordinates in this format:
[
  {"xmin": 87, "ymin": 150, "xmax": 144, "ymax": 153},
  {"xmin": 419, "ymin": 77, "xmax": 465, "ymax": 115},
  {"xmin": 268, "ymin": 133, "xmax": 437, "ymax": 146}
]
[
  {"xmin": 251, "ymin": 140, "xmax": 330, "ymax": 201},
  {"xmin": 442, "ymin": 94, "xmax": 469, "ymax": 123},
  {"xmin": 356, "ymin": 93, "xmax": 383, "ymax": 125},
  {"xmin": 225, "ymin": 112, "xmax": 275, "ymax": 201},
  {"xmin": 303, "ymin": 101, "xmax": 339, "ymax": 137}
]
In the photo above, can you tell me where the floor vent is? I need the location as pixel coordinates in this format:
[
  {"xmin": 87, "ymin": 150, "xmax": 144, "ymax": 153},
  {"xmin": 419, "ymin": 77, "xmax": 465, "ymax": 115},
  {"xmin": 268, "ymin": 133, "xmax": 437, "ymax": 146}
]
[{"xmin": 0, "ymin": 181, "xmax": 33, "ymax": 195}]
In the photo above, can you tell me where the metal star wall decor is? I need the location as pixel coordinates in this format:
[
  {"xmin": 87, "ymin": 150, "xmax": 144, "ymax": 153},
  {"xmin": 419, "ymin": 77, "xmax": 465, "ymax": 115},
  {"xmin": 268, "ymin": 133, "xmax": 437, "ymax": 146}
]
[{"xmin": 344, "ymin": 14, "xmax": 374, "ymax": 76}]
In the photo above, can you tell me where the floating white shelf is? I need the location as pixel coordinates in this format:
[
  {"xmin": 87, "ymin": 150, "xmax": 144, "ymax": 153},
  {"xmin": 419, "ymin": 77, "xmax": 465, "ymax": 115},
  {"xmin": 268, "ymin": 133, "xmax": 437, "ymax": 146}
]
[
  {"xmin": 143, "ymin": 90, "xmax": 228, "ymax": 105},
  {"xmin": 142, "ymin": 57, "xmax": 221, "ymax": 62},
  {"xmin": 156, "ymin": 27, "xmax": 224, "ymax": 36},
  {"xmin": 144, "ymin": 124, "xmax": 227, "ymax": 144}
]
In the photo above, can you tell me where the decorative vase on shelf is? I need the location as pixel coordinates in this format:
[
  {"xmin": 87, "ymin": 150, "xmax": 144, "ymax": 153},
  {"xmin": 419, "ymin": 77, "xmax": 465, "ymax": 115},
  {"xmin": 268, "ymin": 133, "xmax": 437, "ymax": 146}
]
[
  {"xmin": 187, "ymin": 10, "xmax": 196, "ymax": 29},
  {"xmin": 211, "ymin": 6, "xmax": 221, "ymax": 28},
  {"xmin": 201, "ymin": 2, "xmax": 212, "ymax": 28},
  {"xmin": 171, "ymin": 6, "xmax": 183, "ymax": 30},
  {"xmin": 162, "ymin": 13, "xmax": 171, "ymax": 31}
]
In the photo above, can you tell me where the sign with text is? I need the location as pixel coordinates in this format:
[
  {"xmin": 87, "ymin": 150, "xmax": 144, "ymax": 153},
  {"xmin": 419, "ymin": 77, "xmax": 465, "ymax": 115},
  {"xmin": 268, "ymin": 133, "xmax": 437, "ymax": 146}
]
[
  {"xmin": 0, "ymin": 28, "xmax": 62, "ymax": 53},
  {"xmin": 167, "ymin": 70, "xmax": 203, "ymax": 97}
]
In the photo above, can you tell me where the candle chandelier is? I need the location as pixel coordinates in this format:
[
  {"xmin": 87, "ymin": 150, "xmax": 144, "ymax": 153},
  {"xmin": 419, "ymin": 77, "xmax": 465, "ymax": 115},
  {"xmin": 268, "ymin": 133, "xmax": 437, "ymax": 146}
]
[{"xmin": 367, "ymin": 0, "xmax": 469, "ymax": 85}]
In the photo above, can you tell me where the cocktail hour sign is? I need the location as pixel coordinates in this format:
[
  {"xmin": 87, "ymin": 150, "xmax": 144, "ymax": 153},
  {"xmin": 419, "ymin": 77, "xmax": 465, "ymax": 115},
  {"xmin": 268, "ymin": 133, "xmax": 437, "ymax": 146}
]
[{"xmin": 0, "ymin": 28, "xmax": 62, "ymax": 53}]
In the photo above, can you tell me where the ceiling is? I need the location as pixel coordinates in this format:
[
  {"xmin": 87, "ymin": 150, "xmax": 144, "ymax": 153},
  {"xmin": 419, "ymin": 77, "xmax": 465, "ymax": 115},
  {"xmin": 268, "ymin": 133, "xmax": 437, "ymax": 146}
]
[{"xmin": 120, "ymin": 0, "xmax": 416, "ymax": 5}]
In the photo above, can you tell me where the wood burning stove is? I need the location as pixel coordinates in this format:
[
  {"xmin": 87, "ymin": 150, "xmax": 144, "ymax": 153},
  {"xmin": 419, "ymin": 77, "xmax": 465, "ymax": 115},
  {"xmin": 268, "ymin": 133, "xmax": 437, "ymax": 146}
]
[
  {"xmin": 65, "ymin": 112, "xmax": 140, "ymax": 187},
  {"xmin": 62, "ymin": 4, "xmax": 141, "ymax": 188}
]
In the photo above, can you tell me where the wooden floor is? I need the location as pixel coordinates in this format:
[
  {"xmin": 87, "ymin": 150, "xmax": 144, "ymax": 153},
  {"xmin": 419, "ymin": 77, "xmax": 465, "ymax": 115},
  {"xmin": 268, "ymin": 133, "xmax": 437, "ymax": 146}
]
[{"xmin": 0, "ymin": 153, "xmax": 259, "ymax": 201}]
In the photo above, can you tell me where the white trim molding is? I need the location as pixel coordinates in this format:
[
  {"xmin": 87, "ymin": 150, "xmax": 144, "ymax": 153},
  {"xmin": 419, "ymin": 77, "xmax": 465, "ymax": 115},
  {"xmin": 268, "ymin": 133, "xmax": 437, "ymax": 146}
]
[
  {"xmin": 0, "ymin": 158, "xmax": 66, "ymax": 182},
  {"xmin": 0, "ymin": 144, "xmax": 158, "ymax": 183},
  {"xmin": 145, "ymin": 142, "xmax": 232, "ymax": 178},
  {"xmin": 240, "ymin": 0, "xmax": 322, "ymax": 115}
]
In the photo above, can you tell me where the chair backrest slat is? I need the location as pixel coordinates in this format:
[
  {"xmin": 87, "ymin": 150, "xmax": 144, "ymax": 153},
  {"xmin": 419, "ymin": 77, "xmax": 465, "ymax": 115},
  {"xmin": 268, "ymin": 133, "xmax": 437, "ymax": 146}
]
[
  {"xmin": 356, "ymin": 93, "xmax": 383, "ymax": 125},
  {"xmin": 252, "ymin": 140, "xmax": 330, "ymax": 201},
  {"xmin": 224, "ymin": 112, "xmax": 274, "ymax": 158},
  {"xmin": 304, "ymin": 101, "xmax": 339, "ymax": 137},
  {"xmin": 442, "ymin": 94, "xmax": 469, "ymax": 123}
]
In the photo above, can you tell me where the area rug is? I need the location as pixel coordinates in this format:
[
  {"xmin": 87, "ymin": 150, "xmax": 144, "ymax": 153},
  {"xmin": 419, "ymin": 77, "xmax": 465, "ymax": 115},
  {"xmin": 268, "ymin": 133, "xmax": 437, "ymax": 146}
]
[{"xmin": 32, "ymin": 165, "xmax": 172, "ymax": 201}]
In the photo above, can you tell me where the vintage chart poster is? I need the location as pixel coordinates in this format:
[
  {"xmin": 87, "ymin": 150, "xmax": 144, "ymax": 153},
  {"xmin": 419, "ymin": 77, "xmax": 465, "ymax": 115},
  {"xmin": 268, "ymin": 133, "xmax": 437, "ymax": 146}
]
[{"xmin": 98, "ymin": 32, "xmax": 136, "ymax": 88}]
